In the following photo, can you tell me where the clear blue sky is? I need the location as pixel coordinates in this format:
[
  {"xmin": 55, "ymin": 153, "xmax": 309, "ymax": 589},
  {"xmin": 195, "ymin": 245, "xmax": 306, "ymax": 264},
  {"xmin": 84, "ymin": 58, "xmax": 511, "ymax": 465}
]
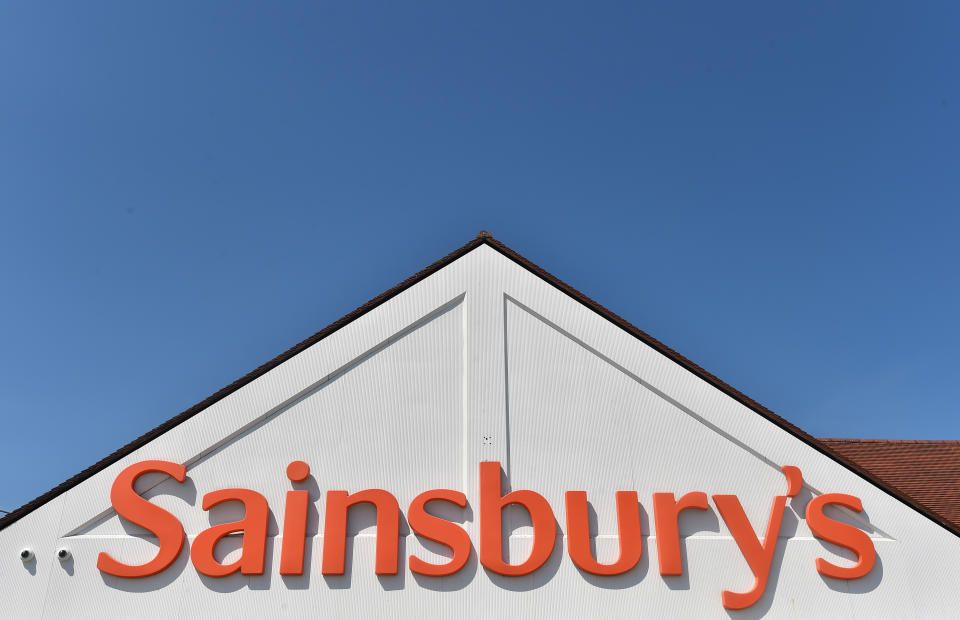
[{"xmin": 1, "ymin": 2, "xmax": 958, "ymax": 512}]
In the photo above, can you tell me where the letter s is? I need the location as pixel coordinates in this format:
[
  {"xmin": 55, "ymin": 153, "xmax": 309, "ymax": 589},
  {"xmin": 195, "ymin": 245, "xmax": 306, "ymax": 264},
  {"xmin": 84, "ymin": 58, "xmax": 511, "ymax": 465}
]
[
  {"xmin": 408, "ymin": 489, "xmax": 472, "ymax": 577},
  {"xmin": 806, "ymin": 493, "xmax": 876, "ymax": 580},
  {"xmin": 97, "ymin": 460, "xmax": 187, "ymax": 578}
]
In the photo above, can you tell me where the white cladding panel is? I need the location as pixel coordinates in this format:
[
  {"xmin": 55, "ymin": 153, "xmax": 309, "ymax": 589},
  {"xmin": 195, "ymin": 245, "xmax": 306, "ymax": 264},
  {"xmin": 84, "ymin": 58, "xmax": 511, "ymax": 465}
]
[{"xmin": 3, "ymin": 244, "xmax": 959, "ymax": 618}]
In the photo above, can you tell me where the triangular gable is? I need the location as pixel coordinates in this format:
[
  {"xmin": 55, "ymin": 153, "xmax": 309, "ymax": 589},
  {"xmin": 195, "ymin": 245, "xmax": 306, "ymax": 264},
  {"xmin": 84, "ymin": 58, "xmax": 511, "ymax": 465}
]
[
  {"xmin": 6, "ymin": 232, "xmax": 960, "ymax": 619},
  {"xmin": 2, "ymin": 232, "xmax": 950, "ymax": 537}
]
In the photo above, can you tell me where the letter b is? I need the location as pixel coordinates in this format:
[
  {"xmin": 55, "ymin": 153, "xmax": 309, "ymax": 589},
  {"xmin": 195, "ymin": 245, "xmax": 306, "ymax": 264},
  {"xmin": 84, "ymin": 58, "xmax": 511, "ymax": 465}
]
[{"xmin": 478, "ymin": 461, "xmax": 556, "ymax": 576}]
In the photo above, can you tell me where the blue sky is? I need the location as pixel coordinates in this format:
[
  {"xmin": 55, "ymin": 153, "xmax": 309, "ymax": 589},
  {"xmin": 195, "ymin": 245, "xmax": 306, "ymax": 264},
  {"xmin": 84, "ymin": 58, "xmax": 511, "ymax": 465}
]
[{"xmin": 1, "ymin": 2, "xmax": 958, "ymax": 511}]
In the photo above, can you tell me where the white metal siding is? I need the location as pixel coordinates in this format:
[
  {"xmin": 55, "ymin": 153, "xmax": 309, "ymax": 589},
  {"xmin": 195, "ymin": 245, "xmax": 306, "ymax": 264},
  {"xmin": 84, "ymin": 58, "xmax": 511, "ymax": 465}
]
[{"xmin": 3, "ymin": 245, "xmax": 958, "ymax": 619}]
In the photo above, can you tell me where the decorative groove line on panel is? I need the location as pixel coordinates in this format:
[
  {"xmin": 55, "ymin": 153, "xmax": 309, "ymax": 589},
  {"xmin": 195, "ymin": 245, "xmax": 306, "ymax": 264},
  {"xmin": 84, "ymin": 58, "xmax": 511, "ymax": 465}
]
[
  {"xmin": 502, "ymin": 294, "xmax": 512, "ymax": 478},
  {"xmin": 461, "ymin": 292, "xmax": 470, "ymax": 493},
  {"xmin": 503, "ymin": 294, "xmax": 893, "ymax": 541},
  {"xmin": 65, "ymin": 293, "xmax": 466, "ymax": 537}
]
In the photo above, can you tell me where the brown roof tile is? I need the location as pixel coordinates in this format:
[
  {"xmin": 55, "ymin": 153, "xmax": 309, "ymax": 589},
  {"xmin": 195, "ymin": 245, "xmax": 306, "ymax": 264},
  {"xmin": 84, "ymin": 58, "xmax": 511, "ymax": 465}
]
[{"xmin": 820, "ymin": 439, "xmax": 960, "ymax": 531}]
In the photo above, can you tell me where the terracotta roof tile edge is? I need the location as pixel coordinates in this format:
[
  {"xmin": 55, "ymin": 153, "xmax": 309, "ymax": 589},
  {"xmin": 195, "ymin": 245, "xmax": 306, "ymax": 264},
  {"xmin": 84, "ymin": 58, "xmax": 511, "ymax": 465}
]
[{"xmin": 820, "ymin": 438, "xmax": 960, "ymax": 445}]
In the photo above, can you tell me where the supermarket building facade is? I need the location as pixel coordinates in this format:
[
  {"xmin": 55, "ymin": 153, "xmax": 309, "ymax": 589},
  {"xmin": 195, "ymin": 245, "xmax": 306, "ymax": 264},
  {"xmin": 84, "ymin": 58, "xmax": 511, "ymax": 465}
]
[{"xmin": 2, "ymin": 233, "xmax": 959, "ymax": 618}]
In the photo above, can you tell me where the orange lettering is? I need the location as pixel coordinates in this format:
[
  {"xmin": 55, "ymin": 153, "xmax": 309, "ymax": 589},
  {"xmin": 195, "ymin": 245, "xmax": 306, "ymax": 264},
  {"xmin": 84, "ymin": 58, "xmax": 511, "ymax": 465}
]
[
  {"xmin": 806, "ymin": 493, "xmax": 875, "ymax": 579},
  {"xmin": 566, "ymin": 490, "xmax": 643, "ymax": 575},
  {"xmin": 652, "ymin": 491, "xmax": 708, "ymax": 576},
  {"xmin": 97, "ymin": 460, "xmax": 187, "ymax": 578},
  {"xmin": 191, "ymin": 489, "xmax": 270, "ymax": 577},
  {"xmin": 713, "ymin": 494, "xmax": 785, "ymax": 610},
  {"xmin": 478, "ymin": 461, "xmax": 556, "ymax": 576},
  {"xmin": 407, "ymin": 489, "xmax": 472, "ymax": 576},
  {"xmin": 712, "ymin": 466, "xmax": 801, "ymax": 610},
  {"xmin": 322, "ymin": 489, "xmax": 400, "ymax": 575},
  {"xmin": 279, "ymin": 461, "xmax": 311, "ymax": 576}
]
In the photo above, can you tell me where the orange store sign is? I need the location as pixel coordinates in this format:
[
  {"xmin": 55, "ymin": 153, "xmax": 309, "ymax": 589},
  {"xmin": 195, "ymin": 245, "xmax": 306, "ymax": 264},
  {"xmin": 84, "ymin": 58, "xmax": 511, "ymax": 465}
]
[{"xmin": 98, "ymin": 460, "xmax": 876, "ymax": 611}]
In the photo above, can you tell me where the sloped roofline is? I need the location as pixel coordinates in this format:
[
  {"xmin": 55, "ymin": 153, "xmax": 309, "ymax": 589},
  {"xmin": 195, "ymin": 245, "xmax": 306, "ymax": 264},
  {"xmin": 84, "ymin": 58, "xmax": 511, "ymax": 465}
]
[
  {"xmin": 2, "ymin": 232, "xmax": 956, "ymax": 538},
  {"xmin": 821, "ymin": 438, "xmax": 960, "ymax": 445}
]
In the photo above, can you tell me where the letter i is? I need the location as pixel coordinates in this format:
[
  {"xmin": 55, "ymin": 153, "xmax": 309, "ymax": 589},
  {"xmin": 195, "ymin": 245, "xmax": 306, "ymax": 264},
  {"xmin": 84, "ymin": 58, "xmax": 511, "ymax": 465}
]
[{"xmin": 279, "ymin": 460, "xmax": 311, "ymax": 575}]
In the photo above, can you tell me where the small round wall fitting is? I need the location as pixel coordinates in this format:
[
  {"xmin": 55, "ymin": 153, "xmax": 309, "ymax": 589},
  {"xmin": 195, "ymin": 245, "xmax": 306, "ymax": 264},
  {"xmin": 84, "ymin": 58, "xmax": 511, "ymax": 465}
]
[
  {"xmin": 20, "ymin": 548, "xmax": 34, "ymax": 562},
  {"xmin": 56, "ymin": 548, "xmax": 71, "ymax": 562}
]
